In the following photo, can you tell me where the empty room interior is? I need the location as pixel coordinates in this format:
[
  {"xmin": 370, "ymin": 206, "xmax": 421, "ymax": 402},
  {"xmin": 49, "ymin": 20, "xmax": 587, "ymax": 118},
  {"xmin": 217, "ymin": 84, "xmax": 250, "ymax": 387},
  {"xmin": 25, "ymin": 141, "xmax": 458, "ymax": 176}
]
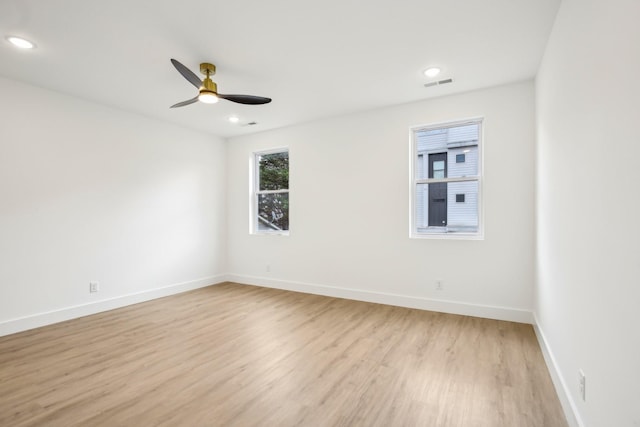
[{"xmin": 1, "ymin": 0, "xmax": 638, "ymax": 426}]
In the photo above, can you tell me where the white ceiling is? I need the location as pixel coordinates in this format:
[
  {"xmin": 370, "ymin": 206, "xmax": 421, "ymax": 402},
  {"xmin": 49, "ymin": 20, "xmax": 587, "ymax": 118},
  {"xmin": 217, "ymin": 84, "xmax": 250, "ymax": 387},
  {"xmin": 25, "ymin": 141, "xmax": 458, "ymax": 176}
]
[{"xmin": 0, "ymin": 0, "xmax": 560, "ymax": 138}]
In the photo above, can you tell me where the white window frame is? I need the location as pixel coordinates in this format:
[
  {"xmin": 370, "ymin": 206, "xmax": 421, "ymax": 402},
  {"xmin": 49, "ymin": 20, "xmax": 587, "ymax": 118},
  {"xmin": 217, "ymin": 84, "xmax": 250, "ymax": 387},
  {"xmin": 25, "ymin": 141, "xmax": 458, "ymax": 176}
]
[
  {"xmin": 251, "ymin": 147, "xmax": 290, "ymax": 236},
  {"xmin": 409, "ymin": 118, "xmax": 484, "ymax": 240}
]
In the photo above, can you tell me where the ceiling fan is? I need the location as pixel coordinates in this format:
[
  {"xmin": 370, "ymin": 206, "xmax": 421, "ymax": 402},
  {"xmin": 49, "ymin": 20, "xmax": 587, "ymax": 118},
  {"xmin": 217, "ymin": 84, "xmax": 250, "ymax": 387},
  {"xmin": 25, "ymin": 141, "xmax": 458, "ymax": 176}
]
[{"xmin": 170, "ymin": 59, "xmax": 272, "ymax": 108}]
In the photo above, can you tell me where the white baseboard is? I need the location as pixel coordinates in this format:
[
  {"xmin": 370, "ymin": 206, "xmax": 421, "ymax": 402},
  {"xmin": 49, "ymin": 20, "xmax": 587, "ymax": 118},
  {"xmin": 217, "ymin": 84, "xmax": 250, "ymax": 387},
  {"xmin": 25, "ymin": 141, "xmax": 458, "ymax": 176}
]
[
  {"xmin": 227, "ymin": 274, "xmax": 533, "ymax": 324},
  {"xmin": 533, "ymin": 313, "xmax": 583, "ymax": 427},
  {"xmin": 0, "ymin": 274, "xmax": 228, "ymax": 337}
]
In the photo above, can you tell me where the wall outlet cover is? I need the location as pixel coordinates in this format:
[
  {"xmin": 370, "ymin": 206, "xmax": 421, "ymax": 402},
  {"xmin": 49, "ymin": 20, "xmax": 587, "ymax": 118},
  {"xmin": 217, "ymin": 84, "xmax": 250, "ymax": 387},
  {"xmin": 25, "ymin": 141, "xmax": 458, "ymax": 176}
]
[{"xmin": 89, "ymin": 281, "xmax": 100, "ymax": 293}]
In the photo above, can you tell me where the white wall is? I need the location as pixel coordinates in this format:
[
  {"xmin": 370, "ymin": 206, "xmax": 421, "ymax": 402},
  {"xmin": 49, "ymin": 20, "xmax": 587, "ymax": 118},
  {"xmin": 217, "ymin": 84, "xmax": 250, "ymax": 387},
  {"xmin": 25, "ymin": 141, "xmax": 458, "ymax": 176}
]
[
  {"xmin": 535, "ymin": 0, "xmax": 640, "ymax": 425},
  {"xmin": 0, "ymin": 77, "xmax": 227, "ymax": 334},
  {"xmin": 227, "ymin": 81, "xmax": 536, "ymax": 322}
]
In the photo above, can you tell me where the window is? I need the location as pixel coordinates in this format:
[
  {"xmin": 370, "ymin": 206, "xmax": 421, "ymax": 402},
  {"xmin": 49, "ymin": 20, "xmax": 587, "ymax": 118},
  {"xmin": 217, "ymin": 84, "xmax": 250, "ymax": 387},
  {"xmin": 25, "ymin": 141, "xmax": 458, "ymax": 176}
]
[
  {"xmin": 410, "ymin": 118, "xmax": 482, "ymax": 238},
  {"xmin": 252, "ymin": 149, "xmax": 289, "ymax": 234}
]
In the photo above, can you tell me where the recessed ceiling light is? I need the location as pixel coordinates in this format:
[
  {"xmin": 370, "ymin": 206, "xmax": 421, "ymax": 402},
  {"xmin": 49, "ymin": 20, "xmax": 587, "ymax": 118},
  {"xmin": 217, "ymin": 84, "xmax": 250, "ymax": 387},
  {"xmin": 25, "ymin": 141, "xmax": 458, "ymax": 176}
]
[
  {"xmin": 423, "ymin": 67, "xmax": 441, "ymax": 78},
  {"xmin": 6, "ymin": 36, "xmax": 35, "ymax": 49},
  {"xmin": 228, "ymin": 116, "xmax": 240, "ymax": 123}
]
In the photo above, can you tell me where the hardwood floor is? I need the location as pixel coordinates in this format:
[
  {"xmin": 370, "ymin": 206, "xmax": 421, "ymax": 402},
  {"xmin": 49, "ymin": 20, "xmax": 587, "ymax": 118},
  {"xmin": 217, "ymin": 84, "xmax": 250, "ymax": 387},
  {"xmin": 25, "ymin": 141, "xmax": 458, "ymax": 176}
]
[{"xmin": 0, "ymin": 282, "xmax": 567, "ymax": 426}]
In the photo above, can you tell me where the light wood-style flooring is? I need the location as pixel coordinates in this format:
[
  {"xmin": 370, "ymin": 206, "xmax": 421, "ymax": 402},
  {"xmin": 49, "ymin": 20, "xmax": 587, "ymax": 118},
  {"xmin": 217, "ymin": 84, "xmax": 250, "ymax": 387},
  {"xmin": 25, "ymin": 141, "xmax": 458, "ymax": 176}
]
[{"xmin": 0, "ymin": 282, "xmax": 567, "ymax": 426}]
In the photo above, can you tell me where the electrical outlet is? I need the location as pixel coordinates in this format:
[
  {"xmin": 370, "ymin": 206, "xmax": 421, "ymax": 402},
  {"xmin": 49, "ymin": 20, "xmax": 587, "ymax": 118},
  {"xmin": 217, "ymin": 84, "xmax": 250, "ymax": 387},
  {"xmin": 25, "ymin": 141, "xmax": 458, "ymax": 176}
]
[
  {"xmin": 266, "ymin": 264, "xmax": 271, "ymax": 273},
  {"xmin": 578, "ymin": 369, "xmax": 586, "ymax": 401},
  {"xmin": 435, "ymin": 280, "xmax": 443, "ymax": 291},
  {"xmin": 89, "ymin": 281, "xmax": 100, "ymax": 293}
]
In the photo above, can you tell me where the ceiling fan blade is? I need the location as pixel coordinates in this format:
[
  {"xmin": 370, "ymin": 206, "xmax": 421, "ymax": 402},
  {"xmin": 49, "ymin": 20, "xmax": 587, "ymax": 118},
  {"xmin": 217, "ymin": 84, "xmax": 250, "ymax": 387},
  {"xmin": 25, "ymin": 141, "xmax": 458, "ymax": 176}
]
[
  {"xmin": 170, "ymin": 96, "xmax": 199, "ymax": 108},
  {"xmin": 218, "ymin": 94, "xmax": 272, "ymax": 105},
  {"xmin": 170, "ymin": 59, "xmax": 202, "ymax": 89}
]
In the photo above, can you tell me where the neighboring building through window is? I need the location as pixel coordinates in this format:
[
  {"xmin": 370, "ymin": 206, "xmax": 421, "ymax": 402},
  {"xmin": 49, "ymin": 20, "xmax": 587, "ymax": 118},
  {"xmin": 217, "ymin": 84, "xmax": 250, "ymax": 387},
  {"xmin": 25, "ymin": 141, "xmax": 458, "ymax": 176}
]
[
  {"xmin": 411, "ymin": 119, "xmax": 482, "ymax": 238},
  {"xmin": 253, "ymin": 149, "xmax": 289, "ymax": 234}
]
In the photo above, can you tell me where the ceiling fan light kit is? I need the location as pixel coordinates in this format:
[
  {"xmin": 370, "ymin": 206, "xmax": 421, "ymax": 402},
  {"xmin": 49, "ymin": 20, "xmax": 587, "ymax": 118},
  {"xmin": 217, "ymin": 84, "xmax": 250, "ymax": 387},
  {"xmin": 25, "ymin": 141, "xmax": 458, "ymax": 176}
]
[
  {"xmin": 198, "ymin": 91, "xmax": 219, "ymax": 104},
  {"xmin": 170, "ymin": 59, "xmax": 271, "ymax": 108}
]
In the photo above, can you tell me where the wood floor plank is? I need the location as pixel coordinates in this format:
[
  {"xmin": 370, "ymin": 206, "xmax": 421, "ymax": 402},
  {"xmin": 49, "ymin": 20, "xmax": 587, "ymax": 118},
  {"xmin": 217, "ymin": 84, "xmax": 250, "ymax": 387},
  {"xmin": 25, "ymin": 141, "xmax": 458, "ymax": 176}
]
[{"xmin": 0, "ymin": 282, "xmax": 567, "ymax": 426}]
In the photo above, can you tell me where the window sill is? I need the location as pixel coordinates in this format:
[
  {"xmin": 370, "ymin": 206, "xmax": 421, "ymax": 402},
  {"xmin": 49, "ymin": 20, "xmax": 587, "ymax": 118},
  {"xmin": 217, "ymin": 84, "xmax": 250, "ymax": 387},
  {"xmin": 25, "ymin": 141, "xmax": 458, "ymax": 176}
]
[
  {"xmin": 410, "ymin": 230, "xmax": 484, "ymax": 240},
  {"xmin": 251, "ymin": 231, "xmax": 290, "ymax": 236}
]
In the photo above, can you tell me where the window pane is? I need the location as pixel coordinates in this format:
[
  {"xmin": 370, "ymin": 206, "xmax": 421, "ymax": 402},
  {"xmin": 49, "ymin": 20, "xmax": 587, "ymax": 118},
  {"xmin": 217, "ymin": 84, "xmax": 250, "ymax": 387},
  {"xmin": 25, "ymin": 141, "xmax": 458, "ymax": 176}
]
[
  {"xmin": 415, "ymin": 181, "xmax": 478, "ymax": 232},
  {"xmin": 259, "ymin": 152, "xmax": 289, "ymax": 191},
  {"xmin": 415, "ymin": 123, "xmax": 479, "ymax": 179},
  {"xmin": 258, "ymin": 193, "xmax": 289, "ymax": 231}
]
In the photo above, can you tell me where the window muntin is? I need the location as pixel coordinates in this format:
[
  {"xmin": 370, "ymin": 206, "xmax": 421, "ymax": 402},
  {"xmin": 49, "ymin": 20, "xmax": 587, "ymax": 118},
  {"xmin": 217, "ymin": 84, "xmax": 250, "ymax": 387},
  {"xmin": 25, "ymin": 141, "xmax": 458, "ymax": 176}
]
[
  {"xmin": 253, "ymin": 149, "xmax": 289, "ymax": 234},
  {"xmin": 411, "ymin": 119, "xmax": 482, "ymax": 238}
]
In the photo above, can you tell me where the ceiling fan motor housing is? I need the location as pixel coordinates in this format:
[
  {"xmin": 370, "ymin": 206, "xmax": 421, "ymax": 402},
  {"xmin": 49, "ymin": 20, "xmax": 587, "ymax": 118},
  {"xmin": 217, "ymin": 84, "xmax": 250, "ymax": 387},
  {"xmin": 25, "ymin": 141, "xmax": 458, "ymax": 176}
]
[{"xmin": 201, "ymin": 78, "xmax": 217, "ymax": 93}]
